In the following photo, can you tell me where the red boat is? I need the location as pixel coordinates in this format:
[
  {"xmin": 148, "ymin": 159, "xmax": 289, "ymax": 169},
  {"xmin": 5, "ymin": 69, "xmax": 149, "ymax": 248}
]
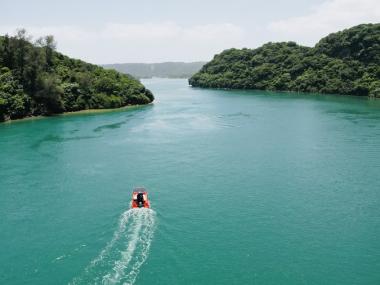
[{"xmin": 131, "ymin": 188, "xmax": 150, "ymax": 208}]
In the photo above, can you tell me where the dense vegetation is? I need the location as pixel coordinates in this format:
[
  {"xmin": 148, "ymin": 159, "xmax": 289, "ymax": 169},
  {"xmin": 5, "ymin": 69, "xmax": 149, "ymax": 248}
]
[
  {"xmin": 0, "ymin": 30, "xmax": 154, "ymax": 121},
  {"xmin": 103, "ymin": 62, "xmax": 206, "ymax": 79},
  {"xmin": 189, "ymin": 24, "xmax": 380, "ymax": 98}
]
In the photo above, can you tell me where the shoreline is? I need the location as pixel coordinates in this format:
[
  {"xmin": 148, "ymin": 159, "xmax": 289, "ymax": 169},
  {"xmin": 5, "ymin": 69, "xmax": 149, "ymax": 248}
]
[
  {"xmin": 1, "ymin": 103, "xmax": 152, "ymax": 124},
  {"xmin": 189, "ymin": 85, "xmax": 380, "ymax": 100}
]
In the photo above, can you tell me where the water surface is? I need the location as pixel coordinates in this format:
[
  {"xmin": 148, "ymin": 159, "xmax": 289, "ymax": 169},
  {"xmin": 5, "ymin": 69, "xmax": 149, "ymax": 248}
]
[{"xmin": 1, "ymin": 79, "xmax": 380, "ymax": 284}]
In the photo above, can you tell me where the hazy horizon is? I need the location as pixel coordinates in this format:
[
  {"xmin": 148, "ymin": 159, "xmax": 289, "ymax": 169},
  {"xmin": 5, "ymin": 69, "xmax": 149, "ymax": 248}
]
[
  {"xmin": 2, "ymin": 0, "xmax": 379, "ymax": 64},
  {"xmin": 103, "ymin": 61, "xmax": 207, "ymax": 65}
]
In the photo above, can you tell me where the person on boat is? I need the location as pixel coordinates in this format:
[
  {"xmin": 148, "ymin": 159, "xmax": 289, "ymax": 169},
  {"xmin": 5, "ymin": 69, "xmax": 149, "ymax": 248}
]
[{"xmin": 137, "ymin": 192, "xmax": 144, "ymax": 207}]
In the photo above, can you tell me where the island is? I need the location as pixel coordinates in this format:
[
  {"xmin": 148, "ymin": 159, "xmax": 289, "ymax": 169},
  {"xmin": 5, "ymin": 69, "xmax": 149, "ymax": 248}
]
[
  {"xmin": 0, "ymin": 30, "xmax": 154, "ymax": 122},
  {"xmin": 189, "ymin": 23, "xmax": 380, "ymax": 98}
]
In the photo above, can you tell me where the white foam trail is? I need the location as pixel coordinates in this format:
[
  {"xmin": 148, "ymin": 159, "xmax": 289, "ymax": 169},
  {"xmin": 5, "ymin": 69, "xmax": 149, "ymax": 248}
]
[{"xmin": 70, "ymin": 208, "xmax": 156, "ymax": 285}]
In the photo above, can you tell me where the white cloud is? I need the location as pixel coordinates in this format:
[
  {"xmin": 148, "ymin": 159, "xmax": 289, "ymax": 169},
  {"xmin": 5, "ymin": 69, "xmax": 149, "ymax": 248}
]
[
  {"xmin": 182, "ymin": 23, "xmax": 244, "ymax": 42},
  {"xmin": 101, "ymin": 22, "xmax": 182, "ymax": 41},
  {"xmin": 268, "ymin": 0, "xmax": 380, "ymax": 46},
  {"xmin": 0, "ymin": 22, "xmax": 245, "ymax": 63},
  {"xmin": 3, "ymin": 0, "xmax": 376, "ymax": 63},
  {"xmin": 1, "ymin": 1, "xmax": 378, "ymax": 63}
]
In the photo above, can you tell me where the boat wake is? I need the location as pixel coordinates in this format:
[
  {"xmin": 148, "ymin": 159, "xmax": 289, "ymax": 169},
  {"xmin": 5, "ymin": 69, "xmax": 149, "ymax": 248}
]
[{"xmin": 70, "ymin": 208, "xmax": 156, "ymax": 285}]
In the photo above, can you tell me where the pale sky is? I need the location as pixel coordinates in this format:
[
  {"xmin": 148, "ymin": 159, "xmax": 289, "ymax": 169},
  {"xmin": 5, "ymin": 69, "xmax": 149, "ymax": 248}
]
[{"xmin": 1, "ymin": 0, "xmax": 379, "ymax": 64}]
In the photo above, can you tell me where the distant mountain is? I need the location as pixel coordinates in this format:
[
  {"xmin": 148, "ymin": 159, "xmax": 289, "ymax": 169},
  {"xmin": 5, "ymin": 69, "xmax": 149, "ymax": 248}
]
[
  {"xmin": 103, "ymin": 62, "xmax": 206, "ymax": 79},
  {"xmin": 190, "ymin": 23, "xmax": 380, "ymax": 98}
]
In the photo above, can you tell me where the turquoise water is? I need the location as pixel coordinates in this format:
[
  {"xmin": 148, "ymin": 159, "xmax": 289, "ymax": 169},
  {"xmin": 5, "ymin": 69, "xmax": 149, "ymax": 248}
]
[{"xmin": 1, "ymin": 78, "xmax": 380, "ymax": 284}]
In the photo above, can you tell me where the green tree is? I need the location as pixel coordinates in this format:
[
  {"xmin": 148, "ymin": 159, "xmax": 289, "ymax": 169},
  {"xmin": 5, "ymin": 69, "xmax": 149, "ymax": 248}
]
[
  {"xmin": 0, "ymin": 30, "xmax": 154, "ymax": 121},
  {"xmin": 189, "ymin": 23, "xmax": 380, "ymax": 98}
]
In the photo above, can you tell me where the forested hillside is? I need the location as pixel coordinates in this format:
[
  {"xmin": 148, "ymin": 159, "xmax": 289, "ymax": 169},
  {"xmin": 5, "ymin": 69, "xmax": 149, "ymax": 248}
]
[
  {"xmin": 189, "ymin": 24, "xmax": 380, "ymax": 98},
  {"xmin": 0, "ymin": 30, "xmax": 154, "ymax": 121}
]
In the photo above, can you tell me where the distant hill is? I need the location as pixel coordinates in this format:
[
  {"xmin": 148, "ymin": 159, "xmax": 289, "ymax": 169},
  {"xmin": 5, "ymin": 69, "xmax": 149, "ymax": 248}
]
[
  {"xmin": 190, "ymin": 23, "xmax": 380, "ymax": 98},
  {"xmin": 0, "ymin": 30, "xmax": 154, "ymax": 122},
  {"xmin": 103, "ymin": 62, "xmax": 206, "ymax": 79}
]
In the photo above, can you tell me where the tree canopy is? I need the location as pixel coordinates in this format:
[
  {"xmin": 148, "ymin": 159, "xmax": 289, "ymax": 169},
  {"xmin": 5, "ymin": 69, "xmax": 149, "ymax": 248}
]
[
  {"xmin": 189, "ymin": 23, "xmax": 380, "ymax": 98},
  {"xmin": 0, "ymin": 30, "xmax": 154, "ymax": 121}
]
